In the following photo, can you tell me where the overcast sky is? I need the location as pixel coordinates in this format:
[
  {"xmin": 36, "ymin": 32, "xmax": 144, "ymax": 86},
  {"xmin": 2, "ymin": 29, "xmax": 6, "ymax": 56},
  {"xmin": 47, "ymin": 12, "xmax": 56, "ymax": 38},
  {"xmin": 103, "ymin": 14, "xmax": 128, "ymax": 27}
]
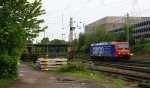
[{"xmin": 36, "ymin": 0, "xmax": 150, "ymax": 42}]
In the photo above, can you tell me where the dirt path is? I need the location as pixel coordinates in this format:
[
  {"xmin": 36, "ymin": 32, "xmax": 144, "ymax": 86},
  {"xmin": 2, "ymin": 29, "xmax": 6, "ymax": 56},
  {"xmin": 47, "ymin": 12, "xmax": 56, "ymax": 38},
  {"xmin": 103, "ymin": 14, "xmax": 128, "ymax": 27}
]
[{"xmin": 5, "ymin": 64, "xmax": 115, "ymax": 88}]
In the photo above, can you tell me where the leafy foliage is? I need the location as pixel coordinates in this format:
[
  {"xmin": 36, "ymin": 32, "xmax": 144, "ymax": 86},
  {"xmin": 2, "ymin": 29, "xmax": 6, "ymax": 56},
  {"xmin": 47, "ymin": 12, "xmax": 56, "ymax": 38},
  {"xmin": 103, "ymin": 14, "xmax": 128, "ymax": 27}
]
[
  {"xmin": 34, "ymin": 38, "xmax": 67, "ymax": 54},
  {"xmin": 0, "ymin": 78, "xmax": 16, "ymax": 87},
  {"xmin": 50, "ymin": 39, "xmax": 66, "ymax": 44},
  {"xmin": 131, "ymin": 42, "xmax": 150, "ymax": 54},
  {"xmin": 72, "ymin": 39, "xmax": 78, "ymax": 53},
  {"xmin": 93, "ymin": 28, "xmax": 113, "ymax": 43},
  {"xmin": 41, "ymin": 37, "xmax": 50, "ymax": 43},
  {"xmin": 76, "ymin": 24, "xmax": 137, "ymax": 55},
  {"xmin": 0, "ymin": 0, "xmax": 46, "ymax": 79},
  {"xmin": 58, "ymin": 61, "xmax": 92, "ymax": 72},
  {"xmin": 0, "ymin": 54, "xmax": 19, "ymax": 79},
  {"xmin": 78, "ymin": 33, "xmax": 93, "ymax": 53},
  {"xmin": 123, "ymin": 25, "xmax": 135, "ymax": 46},
  {"xmin": 77, "ymin": 27, "xmax": 113, "ymax": 53},
  {"xmin": 78, "ymin": 33, "xmax": 86, "ymax": 50},
  {"xmin": 53, "ymin": 62, "xmax": 137, "ymax": 88},
  {"xmin": 113, "ymin": 32, "xmax": 126, "ymax": 41}
]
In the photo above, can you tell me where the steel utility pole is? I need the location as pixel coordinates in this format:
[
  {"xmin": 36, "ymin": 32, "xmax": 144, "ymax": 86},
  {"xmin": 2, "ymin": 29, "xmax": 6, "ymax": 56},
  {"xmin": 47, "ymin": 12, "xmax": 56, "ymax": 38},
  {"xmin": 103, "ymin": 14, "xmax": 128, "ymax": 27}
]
[
  {"xmin": 68, "ymin": 17, "xmax": 74, "ymax": 60},
  {"xmin": 69, "ymin": 18, "xmax": 74, "ymax": 42},
  {"xmin": 126, "ymin": 13, "xmax": 130, "ymax": 43},
  {"xmin": 127, "ymin": 13, "xmax": 130, "ymax": 43}
]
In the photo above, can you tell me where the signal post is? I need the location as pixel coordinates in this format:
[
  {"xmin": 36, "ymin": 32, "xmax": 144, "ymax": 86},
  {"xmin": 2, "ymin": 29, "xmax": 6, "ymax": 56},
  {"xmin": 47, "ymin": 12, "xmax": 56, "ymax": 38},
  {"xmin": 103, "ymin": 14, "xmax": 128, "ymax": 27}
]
[{"xmin": 68, "ymin": 17, "xmax": 75, "ymax": 60}]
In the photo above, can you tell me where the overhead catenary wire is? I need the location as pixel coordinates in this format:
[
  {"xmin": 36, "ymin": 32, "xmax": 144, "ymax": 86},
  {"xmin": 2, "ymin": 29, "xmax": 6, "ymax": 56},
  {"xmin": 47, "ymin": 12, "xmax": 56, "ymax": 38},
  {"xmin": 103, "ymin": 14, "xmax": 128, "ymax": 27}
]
[
  {"xmin": 130, "ymin": 8, "xmax": 150, "ymax": 16},
  {"xmin": 44, "ymin": 0, "xmax": 132, "ymax": 33},
  {"xmin": 49, "ymin": 0, "xmax": 128, "ymax": 15},
  {"xmin": 40, "ymin": 0, "xmax": 150, "ymax": 41},
  {"xmin": 46, "ymin": 8, "xmax": 150, "ymax": 29},
  {"xmin": 73, "ymin": 0, "xmax": 93, "ymax": 17},
  {"xmin": 48, "ymin": 0, "xmax": 92, "ymax": 14},
  {"xmin": 130, "ymin": 0, "xmax": 140, "ymax": 16},
  {"xmin": 52, "ymin": 0, "xmax": 129, "ymax": 24},
  {"xmin": 87, "ymin": 0, "xmax": 146, "ymax": 24},
  {"xmin": 47, "ymin": 0, "xmax": 147, "ymax": 26},
  {"xmin": 44, "ymin": 0, "xmax": 149, "ymax": 24},
  {"xmin": 50, "ymin": 0, "xmax": 128, "ymax": 25},
  {"xmin": 99, "ymin": 0, "xmax": 105, "ymax": 6},
  {"xmin": 46, "ymin": 0, "xmax": 132, "ymax": 23},
  {"xmin": 83, "ymin": 0, "xmax": 129, "ymax": 24}
]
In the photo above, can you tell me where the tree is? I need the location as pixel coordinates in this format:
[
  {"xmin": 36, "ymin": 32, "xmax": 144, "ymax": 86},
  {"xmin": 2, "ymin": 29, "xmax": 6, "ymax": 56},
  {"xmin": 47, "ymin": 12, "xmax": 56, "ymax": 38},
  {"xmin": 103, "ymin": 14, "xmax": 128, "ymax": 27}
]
[
  {"xmin": 113, "ymin": 32, "xmax": 126, "ymax": 41},
  {"xmin": 0, "ymin": 0, "xmax": 46, "ymax": 79},
  {"xmin": 41, "ymin": 37, "xmax": 50, "ymax": 43},
  {"xmin": 78, "ymin": 33, "xmax": 86, "ymax": 52},
  {"xmin": 50, "ymin": 39, "xmax": 66, "ymax": 44},
  {"xmin": 123, "ymin": 25, "xmax": 135, "ymax": 46},
  {"xmin": 40, "ymin": 37, "xmax": 50, "ymax": 54},
  {"xmin": 77, "ymin": 27, "xmax": 114, "ymax": 53},
  {"xmin": 92, "ymin": 27, "xmax": 113, "ymax": 43},
  {"xmin": 72, "ymin": 39, "xmax": 78, "ymax": 53},
  {"xmin": 83, "ymin": 33, "xmax": 93, "ymax": 53}
]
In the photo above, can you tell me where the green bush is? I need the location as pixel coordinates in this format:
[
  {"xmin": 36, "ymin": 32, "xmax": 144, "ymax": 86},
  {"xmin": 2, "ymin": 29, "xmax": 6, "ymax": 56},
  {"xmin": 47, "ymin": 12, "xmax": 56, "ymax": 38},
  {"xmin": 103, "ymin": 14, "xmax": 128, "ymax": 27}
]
[
  {"xmin": 145, "ymin": 43, "xmax": 150, "ymax": 54},
  {"xmin": 80, "ymin": 45, "xmax": 89, "ymax": 53},
  {"xmin": 0, "ymin": 54, "xmax": 19, "ymax": 79},
  {"xmin": 131, "ymin": 43, "xmax": 150, "ymax": 54},
  {"xmin": 57, "ymin": 61, "xmax": 92, "ymax": 72}
]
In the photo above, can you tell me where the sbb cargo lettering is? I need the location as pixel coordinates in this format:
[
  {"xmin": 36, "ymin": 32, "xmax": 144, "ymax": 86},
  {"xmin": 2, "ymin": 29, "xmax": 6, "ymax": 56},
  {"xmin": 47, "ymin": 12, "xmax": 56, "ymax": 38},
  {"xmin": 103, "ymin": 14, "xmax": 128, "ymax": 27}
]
[
  {"xmin": 90, "ymin": 42, "xmax": 131, "ymax": 60},
  {"xmin": 93, "ymin": 47, "xmax": 104, "ymax": 56}
]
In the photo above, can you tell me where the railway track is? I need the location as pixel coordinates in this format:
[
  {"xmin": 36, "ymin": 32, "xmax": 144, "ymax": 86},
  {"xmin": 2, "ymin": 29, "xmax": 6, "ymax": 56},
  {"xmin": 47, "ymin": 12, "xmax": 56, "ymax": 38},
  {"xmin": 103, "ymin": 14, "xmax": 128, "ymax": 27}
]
[
  {"xmin": 91, "ymin": 67, "xmax": 150, "ymax": 88},
  {"xmin": 90, "ymin": 61, "xmax": 150, "ymax": 87},
  {"xmin": 73, "ymin": 58, "xmax": 150, "ymax": 87},
  {"xmin": 91, "ymin": 65, "xmax": 150, "ymax": 81},
  {"xmin": 93, "ymin": 61, "xmax": 150, "ymax": 73}
]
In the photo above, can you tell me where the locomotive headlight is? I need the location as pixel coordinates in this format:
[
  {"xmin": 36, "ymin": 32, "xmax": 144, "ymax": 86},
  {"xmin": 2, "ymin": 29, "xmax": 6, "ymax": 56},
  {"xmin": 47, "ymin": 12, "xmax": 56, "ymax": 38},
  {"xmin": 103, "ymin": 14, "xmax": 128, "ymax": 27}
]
[{"xmin": 119, "ymin": 53, "xmax": 121, "ymax": 54}]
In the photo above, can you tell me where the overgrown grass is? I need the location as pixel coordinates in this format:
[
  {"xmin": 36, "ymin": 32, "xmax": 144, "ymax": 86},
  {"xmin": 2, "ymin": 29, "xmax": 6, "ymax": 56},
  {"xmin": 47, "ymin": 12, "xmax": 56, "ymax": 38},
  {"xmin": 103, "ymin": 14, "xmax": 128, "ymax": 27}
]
[
  {"xmin": 57, "ymin": 61, "xmax": 92, "ymax": 72},
  {"xmin": 50, "ymin": 61, "xmax": 137, "ymax": 88},
  {"xmin": 21, "ymin": 60, "xmax": 35, "ymax": 67},
  {"xmin": 74, "ymin": 52, "xmax": 89, "ymax": 58},
  {"xmin": 0, "ymin": 78, "xmax": 16, "ymax": 87},
  {"xmin": 139, "ymin": 82, "xmax": 150, "ymax": 88}
]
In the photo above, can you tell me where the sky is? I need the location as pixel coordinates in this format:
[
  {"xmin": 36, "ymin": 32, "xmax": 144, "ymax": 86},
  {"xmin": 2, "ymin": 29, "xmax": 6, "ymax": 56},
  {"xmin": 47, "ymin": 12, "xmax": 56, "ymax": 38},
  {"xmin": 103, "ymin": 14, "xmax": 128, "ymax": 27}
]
[{"xmin": 35, "ymin": 0, "xmax": 150, "ymax": 43}]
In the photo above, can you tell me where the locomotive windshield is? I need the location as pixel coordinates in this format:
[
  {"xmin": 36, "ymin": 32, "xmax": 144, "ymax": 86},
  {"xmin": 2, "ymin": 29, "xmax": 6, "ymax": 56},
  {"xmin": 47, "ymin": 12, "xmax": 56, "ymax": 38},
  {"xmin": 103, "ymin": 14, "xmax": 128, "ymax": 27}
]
[{"xmin": 118, "ymin": 43, "xmax": 129, "ymax": 50}]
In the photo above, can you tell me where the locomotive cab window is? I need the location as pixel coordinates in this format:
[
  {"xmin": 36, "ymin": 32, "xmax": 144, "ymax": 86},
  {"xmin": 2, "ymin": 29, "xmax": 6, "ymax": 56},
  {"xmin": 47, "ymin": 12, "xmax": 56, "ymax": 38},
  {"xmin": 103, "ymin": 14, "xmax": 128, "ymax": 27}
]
[{"xmin": 118, "ymin": 44, "xmax": 129, "ymax": 50}]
